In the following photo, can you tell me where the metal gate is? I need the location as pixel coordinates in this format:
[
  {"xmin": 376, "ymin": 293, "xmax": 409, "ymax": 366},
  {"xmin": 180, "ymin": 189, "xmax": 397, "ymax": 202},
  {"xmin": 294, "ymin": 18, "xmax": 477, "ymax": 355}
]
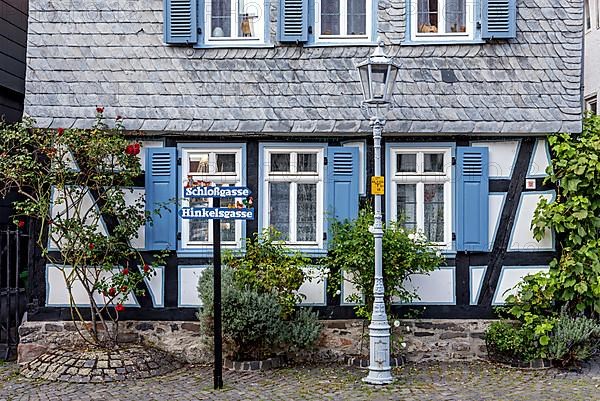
[{"xmin": 0, "ymin": 225, "xmax": 29, "ymax": 360}]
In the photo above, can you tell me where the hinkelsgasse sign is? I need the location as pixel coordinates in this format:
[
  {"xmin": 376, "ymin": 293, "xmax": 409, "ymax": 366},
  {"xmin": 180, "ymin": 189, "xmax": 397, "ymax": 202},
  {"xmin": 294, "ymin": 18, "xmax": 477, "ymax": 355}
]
[
  {"xmin": 181, "ymin": 185, "xmax": 255, "ymax": 221},
  {"xmin": 179, "ymin": 207, "xmax": 254, "ymax": 220}
]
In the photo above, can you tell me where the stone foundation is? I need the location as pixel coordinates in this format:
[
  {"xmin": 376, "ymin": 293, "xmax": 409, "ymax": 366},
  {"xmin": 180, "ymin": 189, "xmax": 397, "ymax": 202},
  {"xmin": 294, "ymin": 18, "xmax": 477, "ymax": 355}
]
[{"xmin": 18, "ymin": 315, "xmax": 495, "ymax": 365}]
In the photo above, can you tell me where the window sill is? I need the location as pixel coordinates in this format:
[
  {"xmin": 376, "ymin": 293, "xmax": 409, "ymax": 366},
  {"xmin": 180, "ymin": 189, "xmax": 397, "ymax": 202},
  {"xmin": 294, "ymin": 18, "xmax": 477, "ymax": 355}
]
[
  {"xmin": 304, "ymin": 41, "xmax": 377, "ymax": 47},
  {"xmin": 192, "ymin": 43, "xmax": 275, "ymax": 49},
  {"xmin": 401, "ymin": 39, "xmax": 485, "ymax": 46},
  {"xmin": 177, "ymin": 248, "xmax": 244, "ymax": 258}
]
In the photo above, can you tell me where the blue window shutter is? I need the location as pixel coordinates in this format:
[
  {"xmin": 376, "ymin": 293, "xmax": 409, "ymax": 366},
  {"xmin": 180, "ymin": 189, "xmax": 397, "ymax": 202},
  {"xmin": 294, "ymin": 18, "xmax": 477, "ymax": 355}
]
[
  {"xmin": 145, "ymin": 148, "xmax": 177, "ymax": 250},
  {"xmin": 279, "ymin": 0, "xmax": 308, "ymax": 42},
  {"xmin": 327, "ymin": 147, "xmax": 359, "ymax": 223},
  {"xmin": 456, "ymin": 147, "xmax": 489, "ymax": 252},
  {"xmin": 164, "ymin": 0, "xmax": 198, "ymax": 44},
  {"xmin": 482, "ymin": 0, "xmax": 517, "ymax": 39}
]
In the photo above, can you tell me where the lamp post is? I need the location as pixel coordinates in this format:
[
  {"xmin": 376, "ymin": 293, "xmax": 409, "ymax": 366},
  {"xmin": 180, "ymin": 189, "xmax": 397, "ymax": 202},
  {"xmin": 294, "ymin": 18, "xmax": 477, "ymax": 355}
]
[{"xmin": 356, "ymin": 40, "xmax": 399, "ymax": 385}]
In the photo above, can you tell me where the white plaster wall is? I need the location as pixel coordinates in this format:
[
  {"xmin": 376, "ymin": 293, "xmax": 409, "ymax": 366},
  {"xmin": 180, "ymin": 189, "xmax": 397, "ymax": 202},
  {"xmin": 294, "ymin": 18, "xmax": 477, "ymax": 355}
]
[
  {"xmin": 297, "ymin": 267, "xmax": 327, "ymax": 306},
  {"xmin": 139, "ymin": 140, "xmax": 164, "ymax": 171},
  {"xmin": 489, "ymin": 193, "xmax": 506, "ymax": 250},
  {"xmin": 178, "ymin": 266, "xmax": 206, "ymax": 307},
  {"xmin": 398, "ymin": 267, "xmax": 456, "ymax": 305},
  {"xmin": 470, "ymin": 266, "xmax": 487, "ymax": 305},
  {"xmin": 527, "ymin": 139, "xmax": 550, "ymax": 177},
  {"xmin": 509, "ymin": 192, "xmax": 554, "ymax": 251},
  {"xmin": 49, "ymin": 186, "xmax": 108, "ymax": 250},
  {"xmin": 143, "ymin": 266, "xmax": 165, "ymax": 308},
  {"xmin": 46, "ymin": 265, "xmax": 139, "ymax": 307},
  {"xmin": 585, "ymin": 1, "xmax": 600, "ymax": 104},
  {"xmin": 471, "ymin": 140, "xmax": 519, "ymax": 178},
  {"xmin": 493, "ymin": 266, "xmax": 549, "ymax": 304}
]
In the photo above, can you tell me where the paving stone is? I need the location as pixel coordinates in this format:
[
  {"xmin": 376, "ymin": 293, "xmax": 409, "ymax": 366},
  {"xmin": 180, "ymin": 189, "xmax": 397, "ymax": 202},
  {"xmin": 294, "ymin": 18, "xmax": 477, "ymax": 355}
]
[{"xmin": 3, "ymin": 360, "xmax": 600, "ymax": 400}]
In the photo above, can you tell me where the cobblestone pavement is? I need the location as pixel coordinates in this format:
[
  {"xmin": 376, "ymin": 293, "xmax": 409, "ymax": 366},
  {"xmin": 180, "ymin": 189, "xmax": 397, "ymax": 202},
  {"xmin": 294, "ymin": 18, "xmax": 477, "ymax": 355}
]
[{"xmin": 1, "ymin": 360, "xmax": 600, "ymax": 401}]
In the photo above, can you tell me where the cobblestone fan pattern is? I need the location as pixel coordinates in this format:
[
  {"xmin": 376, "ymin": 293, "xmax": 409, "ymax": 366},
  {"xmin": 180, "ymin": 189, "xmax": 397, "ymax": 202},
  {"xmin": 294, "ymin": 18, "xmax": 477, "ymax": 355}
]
[
  {"xmin": 19, "ymin": 346, "xmax": 183, "ymax": 383},
  {"xmin": 24, "ymin": 0, "xmax": 583, "ymax": 134},
  {"xmin": 2, "ymin": 361, "xmax": 600, "ymax": 401}
]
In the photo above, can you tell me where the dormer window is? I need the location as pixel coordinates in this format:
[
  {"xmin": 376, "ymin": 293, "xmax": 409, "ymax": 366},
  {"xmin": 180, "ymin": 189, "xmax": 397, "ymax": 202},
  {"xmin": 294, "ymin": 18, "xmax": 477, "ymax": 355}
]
[
  {"xmin": 314, "ymin": 0, "xmax": 374, "ymax": 43},
  {"xmin": 207, "ymin": 0, "xmax": 265, "ymax": 44},
  {"xmin": 410, "ymin": 0, "xmax": 475, "ymax": 41}
]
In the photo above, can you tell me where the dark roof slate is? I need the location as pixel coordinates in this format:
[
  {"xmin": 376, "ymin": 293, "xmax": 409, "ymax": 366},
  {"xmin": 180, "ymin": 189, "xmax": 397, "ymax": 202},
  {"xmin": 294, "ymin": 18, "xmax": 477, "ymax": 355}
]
[{"xmin": 23, "ymin": 0, "xmax": 584, "ymax": 134}]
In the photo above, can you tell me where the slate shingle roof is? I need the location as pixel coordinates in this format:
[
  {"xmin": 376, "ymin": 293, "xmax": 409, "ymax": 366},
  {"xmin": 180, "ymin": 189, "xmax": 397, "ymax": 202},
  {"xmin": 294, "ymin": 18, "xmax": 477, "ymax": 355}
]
[{"xmin": 24, "ymin": 0, "xmax": 584, "ymax": 135}]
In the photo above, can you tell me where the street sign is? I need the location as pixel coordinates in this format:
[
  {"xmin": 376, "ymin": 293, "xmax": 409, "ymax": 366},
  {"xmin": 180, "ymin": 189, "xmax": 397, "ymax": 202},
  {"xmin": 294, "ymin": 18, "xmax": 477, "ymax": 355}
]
[
  {"xmin": 371, "ymin": 176, "xmax": 384, "ymax": 195},
  {"xmin": 179, "ymin": 207, "xmax": 254, "ymax": 220},
  {"xmin": 183, "ymin": 186, "xmax": 251, "ymax": 198},
  {"xmin": 181, "ymin": 183, "xmax": 255, "ymax": 390}
]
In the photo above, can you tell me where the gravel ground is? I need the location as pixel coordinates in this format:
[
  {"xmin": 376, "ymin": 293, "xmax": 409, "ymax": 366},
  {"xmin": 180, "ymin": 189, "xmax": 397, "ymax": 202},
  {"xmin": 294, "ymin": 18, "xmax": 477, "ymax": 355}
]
[{"xmin": 1, "ymin": 360, "xmax": 600, "ymax": 401}]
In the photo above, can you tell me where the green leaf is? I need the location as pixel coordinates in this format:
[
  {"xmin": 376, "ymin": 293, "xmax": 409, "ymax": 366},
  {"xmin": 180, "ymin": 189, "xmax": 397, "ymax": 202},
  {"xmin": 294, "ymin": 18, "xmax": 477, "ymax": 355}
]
[{"xmin": 539, "ymin": 335, "xmax": 549, "ymax": 346}]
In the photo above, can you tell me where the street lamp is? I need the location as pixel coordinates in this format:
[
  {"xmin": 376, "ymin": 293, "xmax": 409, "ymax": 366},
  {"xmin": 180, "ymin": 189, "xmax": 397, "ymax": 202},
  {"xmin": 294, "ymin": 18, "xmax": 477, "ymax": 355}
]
[{"xmin": 356, "ymin": 40, "xmax": 399, "ymax": 385}]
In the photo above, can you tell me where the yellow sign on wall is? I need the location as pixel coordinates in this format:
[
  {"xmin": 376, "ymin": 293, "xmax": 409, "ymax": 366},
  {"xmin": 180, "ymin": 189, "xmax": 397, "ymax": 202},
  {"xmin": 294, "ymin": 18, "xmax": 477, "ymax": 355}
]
[{"xmin": 371, "ymin": 176, "xmax": 384, "ymax": 195}]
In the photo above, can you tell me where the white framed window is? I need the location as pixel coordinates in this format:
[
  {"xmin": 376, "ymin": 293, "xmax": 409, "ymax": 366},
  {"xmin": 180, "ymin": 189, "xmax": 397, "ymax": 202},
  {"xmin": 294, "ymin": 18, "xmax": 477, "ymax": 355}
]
[
  {"xmin": 315, "ymin": 0, "xmax": 373, "ymax": 42},
  {"xmin": 180, "ymin": 146, "xmax": 244, "ymax": 249},
  {"xmin": 206, "ymin": 0, "xmax": 265, "ymax": 45},
  {"xmin": 389, "ymin": 147, "xmax": 453, "ymax": 247},
  {"xmin": 585, "ymin": 95, "xmax": 598, "ymax": 115},
  {"xmin": 262, "ymin": 147, "xmax": 325, "ymax": 248},
  {"xmin": 410, "ymin": 0, "xmax": 475, "ymax": 41}
]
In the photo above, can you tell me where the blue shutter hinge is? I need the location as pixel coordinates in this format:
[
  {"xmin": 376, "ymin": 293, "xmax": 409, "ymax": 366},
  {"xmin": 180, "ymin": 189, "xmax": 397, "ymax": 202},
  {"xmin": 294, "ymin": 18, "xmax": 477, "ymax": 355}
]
[
  {"xmin": 324, "ymin": 156, "xmax": 328, "ymax": 166},
  {"xmin": 197, "ymin": 27, "xmax": 202, "ymax": 35},
  {"xmin": 476, "ymin": 21, "xmax": 481, "ymax": 29},
  {"xmin": 308, "ymin": 26, "xmax": 313, "ymax": 34},
  {"xmin": 323, "ymin": 232, "xmax": 327, "ymax": 241},
  {"xmin": 452, "ymin": 156, "xmax": 456, "ymax": 165},
  {"xmin": 177, "ymin": 157, "xmax": 182, "ymax": 166},
  {"xmin": 452, "ymin": 232, "xmax": 456, "ymax": 241},
  {"xmin": 177, "ymin": 232, "xmax": 181, "ymax": 241}
]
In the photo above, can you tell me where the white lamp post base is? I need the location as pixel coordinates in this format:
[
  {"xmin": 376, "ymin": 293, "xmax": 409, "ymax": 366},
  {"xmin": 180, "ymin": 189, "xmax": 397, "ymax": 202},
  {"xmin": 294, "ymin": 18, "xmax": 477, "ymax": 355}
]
[{"xmin": 362, "ymin": 319, "xmax": 393, "ymax": 385}]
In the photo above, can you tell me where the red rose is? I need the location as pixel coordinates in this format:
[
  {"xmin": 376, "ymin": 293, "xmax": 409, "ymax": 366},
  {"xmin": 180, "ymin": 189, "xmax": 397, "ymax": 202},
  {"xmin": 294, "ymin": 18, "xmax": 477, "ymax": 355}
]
[
  {"xmin": 121, "ymin": 285, "xmax": 128, "ymax": 293},
  {"xmin": 143, "ymin": 264, "xmax": 150, "ymax": 273},
  {"xmin": 96, "ymin": 107, "xmax": 104, "ymax": 113},
  {"xmin": 88, "ymin": 243, "xmax": 95, "ymax": 250},
  {"xmin": 47, "ymin": 219, "xmax": 53, "ymax": 225},
  {"xmin": 57, "ymin": 128, "xmax": 65, "ymax": 136},
  {"xmin": 122, "ymin": 268, "xmax": 129, "ymax": 276},
  {"xmin": 17, "ymin": 220, "xmax": 25, "ymax": 228},
  {"xmin": 133, "ymin": 143, "xmax": 140, "ymax": 155},
  {"xmin": 108, "ymin": 287, "xmax": 116, "ymax": 297},
  {"xmin": 115, "ymin": 303, "xmax": 125, "ymax": 312}
]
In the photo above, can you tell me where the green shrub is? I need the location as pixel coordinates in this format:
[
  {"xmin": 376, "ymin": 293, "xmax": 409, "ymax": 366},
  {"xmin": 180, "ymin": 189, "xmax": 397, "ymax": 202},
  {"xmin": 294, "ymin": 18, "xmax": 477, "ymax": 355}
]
[
  {"xmin": 281, "ymin": 308, "xmax": 322, "ymax": 352},
  {"xmin": 198, "ymin": 265, "xmax": 322, "ymax": 361},
  {"xmin": 224, "ymin": 229, "xmax": 311, "ymax": 318},
  {"xmin": 548, "ymin": 312, "xmax": 600, "ymax": 366},
  {"xmin": 485, "ymin": 321, "xmax": 540, "ymax": 362},
  {"xmin": 325, "ymin": 207, "xmax": 444, "ymax": 318},
  {"xmin": 198, "ymin": 267, "xmax": 283, "ymax": 360}
]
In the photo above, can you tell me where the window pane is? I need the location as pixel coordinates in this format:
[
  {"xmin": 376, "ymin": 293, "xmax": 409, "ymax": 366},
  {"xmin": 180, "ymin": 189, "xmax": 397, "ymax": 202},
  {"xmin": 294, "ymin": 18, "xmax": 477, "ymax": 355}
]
[
  {"xmin": 321, "ymin": 0, "xmax": 340, "ymax": 35},
  {"xmin": 211, "ymin": 0, "xmax": 231, "ymax": 37},
  {"xmin": 189, "ymin": 199, "xmax": 209, "ymax": 242},
  {"xmin": 417, "ymin": 0, "xmax": 438, "ymax": 33},
  {"xmin": 297, "ymin": 184, "xmax": 317, "ymax": 242},
  {"xmin": 216, "ymin": 153, "xmax": 236, "ymax": 173},
  {"xmin": 445, "ymin": 0, "xmax": 466, "ymax": 33},
  {"xmin": 397, "ymin": 154, "xmax": 417, "ymax": 173},
  {"xmin": 424, "ymin": 153, "xmax": 444, "ymax": 173},
  {"xmin": 271, "ymin": 153, "xmax": 290, "ymax": 172},
  {"xmin": 347, "ymin": 0, "xmax": 366, "ymax": 35},
  {"xmin": 221, "ymin": 196, "xmax": 237, "ymax": 242},
  {"xmin": 297, "ymin": 153, "xmax": 317, "ymax": 172},
  {"xmin": 397, "ymin": 184, "xmax": 417, "ymax": 231},
  {"xmin": 239, "ymin": 0, "xmax": 258, "ymax": 37},
  {"xmin": 424, "ymin": 184, "xmax": 444, "ymax": 242},
  {"xmin": 270, "ymin": 183, "xmax": 290, "ymax": 238},
  {"xmin": 189, "ymin": 153, "xmax": 209, "ymax": 173}
]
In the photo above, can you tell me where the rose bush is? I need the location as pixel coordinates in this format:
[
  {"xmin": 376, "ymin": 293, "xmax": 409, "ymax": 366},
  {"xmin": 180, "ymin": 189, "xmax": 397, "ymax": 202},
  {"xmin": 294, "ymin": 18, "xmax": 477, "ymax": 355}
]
[{"xmin": 0, "ymin": 110, "xmax": 165, "ymax": 348}]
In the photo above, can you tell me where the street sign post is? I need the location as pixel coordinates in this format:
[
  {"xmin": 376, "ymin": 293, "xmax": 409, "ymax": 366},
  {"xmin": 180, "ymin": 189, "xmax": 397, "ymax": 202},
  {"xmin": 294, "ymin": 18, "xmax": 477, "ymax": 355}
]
[{"xmin": 181, "ymin": 184, "xmax": 254, "ymax": 390}]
